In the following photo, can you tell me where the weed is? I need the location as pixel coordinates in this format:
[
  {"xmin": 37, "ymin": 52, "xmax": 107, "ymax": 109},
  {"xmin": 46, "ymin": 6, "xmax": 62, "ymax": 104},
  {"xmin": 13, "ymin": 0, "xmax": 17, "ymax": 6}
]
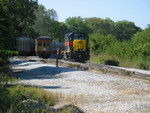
[{"xmin": 67, "ymin": 64, "xmax": 81, "ymax": 69}]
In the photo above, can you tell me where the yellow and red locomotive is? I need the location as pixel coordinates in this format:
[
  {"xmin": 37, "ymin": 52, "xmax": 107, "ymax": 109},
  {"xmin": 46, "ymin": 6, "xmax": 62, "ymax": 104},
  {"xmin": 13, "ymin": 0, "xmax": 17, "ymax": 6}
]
[{"xmin": 63, "ymin": 32, "xmax": 90, "ymax": 62}]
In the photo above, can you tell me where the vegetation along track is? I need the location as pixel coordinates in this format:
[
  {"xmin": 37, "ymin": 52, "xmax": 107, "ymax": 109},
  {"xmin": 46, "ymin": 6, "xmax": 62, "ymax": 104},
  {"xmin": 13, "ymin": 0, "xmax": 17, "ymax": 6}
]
[{"xmin": 17, "ymin": 56, "xmax": 150, "ymax": 82}]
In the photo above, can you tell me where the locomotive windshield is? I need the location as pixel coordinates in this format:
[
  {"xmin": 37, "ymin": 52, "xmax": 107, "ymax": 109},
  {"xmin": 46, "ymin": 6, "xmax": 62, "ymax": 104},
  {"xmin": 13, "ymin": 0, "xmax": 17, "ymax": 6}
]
[
  {"xmin": 65, "ymin": 32, "xmax": 88, "ymax": 41},
  {"xmin": 73, "ymin": 37, "xmax": 87, "ymax": 40}
]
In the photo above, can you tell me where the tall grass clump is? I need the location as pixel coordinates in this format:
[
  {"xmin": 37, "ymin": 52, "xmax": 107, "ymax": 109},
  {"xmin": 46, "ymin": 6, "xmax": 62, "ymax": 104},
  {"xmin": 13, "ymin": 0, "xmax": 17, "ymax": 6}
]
[
  {"xmin": 0, "ymin": 84, "xmax": 57, "ymax": 113},
  {"xmin": 8, "ymin": 85, "xmax": 57, "ymax": 106}
]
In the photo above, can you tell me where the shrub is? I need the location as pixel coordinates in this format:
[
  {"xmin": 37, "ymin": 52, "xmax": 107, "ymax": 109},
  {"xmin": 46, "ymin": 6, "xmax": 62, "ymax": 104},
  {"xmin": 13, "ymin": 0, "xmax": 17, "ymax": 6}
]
[
  {"xmin": 89, "ymin": 33, "xmax": 116, "ymax": 54},
  {"xmin": 0, "ymin": 50, "xmax": 18, "ymax": 67},
  {"xmin": 104, "ymin": 59, "xmax": 119, "ymax": 66}
]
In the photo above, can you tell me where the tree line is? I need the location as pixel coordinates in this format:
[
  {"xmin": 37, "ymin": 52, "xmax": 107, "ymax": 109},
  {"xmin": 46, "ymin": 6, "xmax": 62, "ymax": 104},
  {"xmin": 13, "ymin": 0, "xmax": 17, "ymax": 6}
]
[{"xmin": 0, "ymin": 0, "xmax": 150, "ymax": 69}]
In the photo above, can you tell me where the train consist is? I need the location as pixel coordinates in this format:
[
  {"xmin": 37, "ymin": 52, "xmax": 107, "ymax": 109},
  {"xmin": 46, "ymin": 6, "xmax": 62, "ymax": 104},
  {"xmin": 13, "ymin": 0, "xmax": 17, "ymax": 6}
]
[{"xmin": 18, "ymin": 32, "xmax": 90, "ymax": 62}]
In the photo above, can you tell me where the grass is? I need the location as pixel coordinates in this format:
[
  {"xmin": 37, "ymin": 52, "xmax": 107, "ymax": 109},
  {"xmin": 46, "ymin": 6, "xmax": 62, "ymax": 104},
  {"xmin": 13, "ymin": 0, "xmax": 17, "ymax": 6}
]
[
  {"xmin": 8, "ymin": 85, "xmax": 57, "ymax": 106},
  {"xmin": 90, "ymin": 53, "xmax": 150, "ymax": 70},
  {"xmin": 67, "ymin": 64, "xmax": 81, "ymax": 69},
  {"xmin": 0, "ymin": 83, "xmax": 57, "ymax": 112}
]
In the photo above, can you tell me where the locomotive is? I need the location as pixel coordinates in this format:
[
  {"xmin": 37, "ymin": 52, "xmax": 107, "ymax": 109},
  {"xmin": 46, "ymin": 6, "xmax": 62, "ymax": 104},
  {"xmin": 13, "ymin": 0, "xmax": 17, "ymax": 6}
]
[{"xmin": 63, "ymin": 32, "xmax": 90, "ymax": 62}]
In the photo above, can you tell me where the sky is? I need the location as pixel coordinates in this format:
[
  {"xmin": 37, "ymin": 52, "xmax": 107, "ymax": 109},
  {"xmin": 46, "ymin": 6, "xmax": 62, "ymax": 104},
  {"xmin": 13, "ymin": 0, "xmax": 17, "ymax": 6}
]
[{"xmin": 38, "ymin": 0, "xmax": 150, "ymax": 29}]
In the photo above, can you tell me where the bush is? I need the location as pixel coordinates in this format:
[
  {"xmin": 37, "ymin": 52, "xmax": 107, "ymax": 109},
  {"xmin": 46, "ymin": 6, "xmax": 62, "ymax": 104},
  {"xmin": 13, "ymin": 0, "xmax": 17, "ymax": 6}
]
[
  {"xmin": 89, "ymin": 33, "xmax": 117, "ymax": 54},
  {"xmin": 104, "ymin": 59, "xmax": 119, "ymax": 66},
  {"xmin": 0, "ymin": 50, "xmax": 18, "ymax": 59},
  {"xmin": 0, "ymin": 50, "xmax": 18, "ymax": 67}
]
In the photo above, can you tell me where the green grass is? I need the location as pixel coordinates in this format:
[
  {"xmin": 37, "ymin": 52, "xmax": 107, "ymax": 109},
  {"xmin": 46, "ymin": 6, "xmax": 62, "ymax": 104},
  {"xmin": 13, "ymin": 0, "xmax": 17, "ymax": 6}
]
[
  {"xmin": 0, "ymin": 84, "xmax": 57, "ymax": 113},
  {"xmin": 67, "ymin": 64, "xmax": 81, "ymax": 69},
  {"xmin": 8, "ymin": 85, "xmax": 57, "ymax": 106},
  {"xmin": 90, "ymin": 53, "xmax": 150, "ymax": 70}
]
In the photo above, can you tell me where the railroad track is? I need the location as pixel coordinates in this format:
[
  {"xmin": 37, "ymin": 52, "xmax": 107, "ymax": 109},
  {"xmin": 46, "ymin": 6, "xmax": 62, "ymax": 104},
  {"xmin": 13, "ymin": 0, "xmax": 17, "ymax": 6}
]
[{"xmin": 17, "ymin": 56, "xmax": 150, "ymax": 81}]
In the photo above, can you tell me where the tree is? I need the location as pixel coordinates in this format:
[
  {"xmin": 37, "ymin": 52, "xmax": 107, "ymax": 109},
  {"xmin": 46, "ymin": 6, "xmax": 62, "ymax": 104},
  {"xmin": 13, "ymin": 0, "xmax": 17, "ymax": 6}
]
[
  {"xmin": 85, "ymin": 17, "xmax": 114, "ymax": 35},
  {"xmin": 0, "ymin": 0, "xmax": 10, "ymax": 49},
  {"xmin": 65, "ymin": 17, "xmax": 89, "ymax": 33},
  {"xmin": 33, "ymin": 5, "xmax": 67, "ymax": 41},
  {"xmin": 0, "ymin": 0, "xmax": 38, "ymax": 50},
  {"xmin": 132, "ymin": 28, "xmax": 150, "ymax": 57},
  {"xmin": 147, "ymin": 24, "xmax": 150, "ymax": 29},
  {"xmin": 113, "ymin": 21, "xmax": 141, "ymax": 41}
]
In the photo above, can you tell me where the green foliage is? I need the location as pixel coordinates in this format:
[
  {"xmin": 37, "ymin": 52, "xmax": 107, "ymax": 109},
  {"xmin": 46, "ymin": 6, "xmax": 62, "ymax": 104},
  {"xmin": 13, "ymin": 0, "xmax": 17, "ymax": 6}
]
[
  {"xmin": 0, "ymin": 50, "xmax": 18, "ymax": 59},
  {"xmin": 33, "ymin": 5, "xmax": 67, "ymax": 41},
  {"xmin": 90, "ymin": 27, "xmax": 150, "ymax": 69},
  {"xmin": 65, "ymin": 16, "xmax": 89, "ymax": 33},
  {"xmin": 8, "ymin": 85, "xmax": 57, "ymax": 106},
  {"xmin": 0, "ymin": 0, "xmax": 38, "ymax": 50},
  {"xmin": 0, "ymin": 50, "xmax": 18, "ymax": 66},
  {"xmin": 6, "ymin": 0, "xmax": 38, "ymax": 37},
  {"xmin": 0, "ymin": 50, "xmax": 18, "ymax": 67},
  {"xmin": 0, "ymin": 72, "xmax": 18, "ymax": 112},
  {"xmin": 89, "ymin": 33, "xmax": 117, "ymax": 54},
  {"xmin": 85, "ymin": 18, "xmax": 141, "ymax": 41},
  {"xmin": 113, "ymin": 20, "xmax": 141, "ymax": 40},
  {"xmin": 85, "ymin": 17, "xmax": 114, "ymax": 35},
  {"xmin": 0, "ymin": 84, "xmax": 57, "ymax": 112}
]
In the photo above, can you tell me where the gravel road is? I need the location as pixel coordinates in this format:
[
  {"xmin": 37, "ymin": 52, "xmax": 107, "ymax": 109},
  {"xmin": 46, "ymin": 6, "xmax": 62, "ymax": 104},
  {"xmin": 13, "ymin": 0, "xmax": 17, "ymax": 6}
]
[{"xmin": 11, "ymin": 58, "xmax": 150, "ymax": 113}]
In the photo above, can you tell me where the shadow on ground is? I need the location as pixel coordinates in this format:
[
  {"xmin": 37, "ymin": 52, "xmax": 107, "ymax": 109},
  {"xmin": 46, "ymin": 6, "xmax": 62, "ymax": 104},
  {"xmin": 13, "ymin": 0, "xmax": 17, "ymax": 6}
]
[{"xmin": 12, "ymin": 60, "xmax": 79, "ymax": 80}]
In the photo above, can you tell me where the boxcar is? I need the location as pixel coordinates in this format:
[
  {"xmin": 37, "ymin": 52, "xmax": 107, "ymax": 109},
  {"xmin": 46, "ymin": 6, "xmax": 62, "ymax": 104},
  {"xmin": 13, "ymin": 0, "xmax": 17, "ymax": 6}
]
[{"xmin": 18, "ymin": 37, "xmax": 35, "ymax": 55}]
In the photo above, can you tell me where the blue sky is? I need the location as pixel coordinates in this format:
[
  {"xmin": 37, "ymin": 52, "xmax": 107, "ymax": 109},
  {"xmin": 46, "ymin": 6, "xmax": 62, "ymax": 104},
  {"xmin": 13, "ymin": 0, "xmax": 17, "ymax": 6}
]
[{"xmin": 38, "ymin": 0, "xmax": 150, "ymax": 29}]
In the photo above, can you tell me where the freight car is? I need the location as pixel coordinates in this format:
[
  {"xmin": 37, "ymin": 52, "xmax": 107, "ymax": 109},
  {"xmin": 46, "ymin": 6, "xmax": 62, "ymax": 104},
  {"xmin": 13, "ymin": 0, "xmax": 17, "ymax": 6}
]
[
  {"xmin": 63, "ymin": 32, "xmax": 90, "ymax": 62},
  {"xmin": 18, "ymin": 37, "xmax": 35, "ymax": 55},
  {"xmin": 35, "ymin": 36, "xmax": 53, "ymax": 58}
]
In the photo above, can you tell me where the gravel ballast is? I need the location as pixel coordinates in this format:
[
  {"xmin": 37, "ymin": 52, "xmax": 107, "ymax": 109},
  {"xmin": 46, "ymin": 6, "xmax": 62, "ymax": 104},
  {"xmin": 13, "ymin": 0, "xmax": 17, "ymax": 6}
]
[{"xmin": 11, "ymin": 58, "xmax": 150, "ymax": 113}]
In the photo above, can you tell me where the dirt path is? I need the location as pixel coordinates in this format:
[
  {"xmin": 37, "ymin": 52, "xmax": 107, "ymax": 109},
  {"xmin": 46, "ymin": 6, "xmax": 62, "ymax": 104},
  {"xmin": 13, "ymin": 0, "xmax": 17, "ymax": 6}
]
[{"xmin": 11, "ymin": 58, "xmax": 150, "ymax": 113}]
